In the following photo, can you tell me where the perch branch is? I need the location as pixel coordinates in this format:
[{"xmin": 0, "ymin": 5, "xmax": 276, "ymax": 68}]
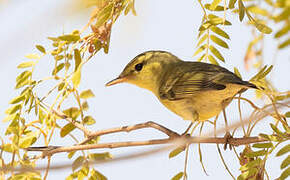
[
  {"xmin": 79, "ymin": 121, "xmax": 180, "ymax": 145},
  {"xmin": 26, "ymin": 136, "xmax": 270, "ymax": 158}
]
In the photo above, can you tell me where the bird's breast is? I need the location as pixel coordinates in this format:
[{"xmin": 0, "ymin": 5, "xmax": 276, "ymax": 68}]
[{"xmin": 158, "ymin": 84, "xmax": 244, "ymax": 121}]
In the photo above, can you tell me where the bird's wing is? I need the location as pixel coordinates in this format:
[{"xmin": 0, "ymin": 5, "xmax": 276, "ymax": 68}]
[
  {"xmin": 159, "ymin": 70, "xmax": 227, "ymax": 100},
  {"xmin": 158, "ymin": 61, "xmax": 252, "ymax": 101}
]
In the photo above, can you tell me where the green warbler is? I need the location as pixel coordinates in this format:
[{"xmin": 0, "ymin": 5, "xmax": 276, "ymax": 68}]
[{"xmin": 106, "ymin": 50, "xmax": 257, "ymax": 122}]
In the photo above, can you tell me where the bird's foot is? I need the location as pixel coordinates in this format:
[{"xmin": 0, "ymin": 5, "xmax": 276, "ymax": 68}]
[{"xmin": 223, "ymin": 132, "xmax": 233, "ymax": 150}]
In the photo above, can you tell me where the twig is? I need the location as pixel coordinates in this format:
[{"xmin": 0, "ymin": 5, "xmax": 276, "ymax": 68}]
[
  {"xmin": 41, "ymin": 102, "xmax": 93, "ymax": 136},
  {"xmin": 79, "ymin": 121, "xmax": 180, "ymax": 145},
  {"xmin": 43, "ymin": 156, "xmax": 51, "ymax": 180},
  {"xmin": 26, "ymin": 136, "xmax": 269, "ymax": 158}
]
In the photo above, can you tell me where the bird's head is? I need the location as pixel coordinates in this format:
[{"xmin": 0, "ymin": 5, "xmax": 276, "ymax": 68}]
[{"xmin": 106, "ymin": 50, "xmax": 180, "ymax": 93}]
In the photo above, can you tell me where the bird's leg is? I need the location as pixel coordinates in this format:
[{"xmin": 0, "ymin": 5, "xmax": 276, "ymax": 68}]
[
  {"xmin": 182, "ymin": 122, "xmax": 193, "ymax": 136},
  {"xmin": 222, "ymin": 108, "xmax": 232, "ymax": 150},
  {"xmin": 182, "ymin": 111, "xmax": 198, "ymax": 136}
]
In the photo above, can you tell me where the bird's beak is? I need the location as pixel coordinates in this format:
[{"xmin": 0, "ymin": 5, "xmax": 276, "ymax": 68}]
[{"xmin": 105, "ymin": 76, "xmax": 127, "ymax": 87}]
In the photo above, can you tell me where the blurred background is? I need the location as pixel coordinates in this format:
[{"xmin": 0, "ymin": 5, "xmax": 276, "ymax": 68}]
[{"xmin": 0, "ymin": 0, "xmax": 289, "ymax": 179}]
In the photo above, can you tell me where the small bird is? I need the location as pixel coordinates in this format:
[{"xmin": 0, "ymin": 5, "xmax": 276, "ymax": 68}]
[{"xmin": 106, "ymin": 51, "xmax": 258, "ymax": 126}]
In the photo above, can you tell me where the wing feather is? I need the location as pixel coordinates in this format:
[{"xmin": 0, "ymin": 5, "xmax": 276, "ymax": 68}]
[{"xmin": 158, "ymin": 62, "xmax": 244, "ymax": 101}]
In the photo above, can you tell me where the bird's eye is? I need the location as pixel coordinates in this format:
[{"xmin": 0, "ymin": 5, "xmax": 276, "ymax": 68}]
[{"xmin": 135, "ymin": 63, "xmax": 143, "ymax": 71}]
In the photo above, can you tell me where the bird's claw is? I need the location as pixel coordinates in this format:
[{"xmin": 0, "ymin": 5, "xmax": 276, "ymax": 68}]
[{"xmin": 223, "ymin": 132, "xmax": 233, "ymax": 150}]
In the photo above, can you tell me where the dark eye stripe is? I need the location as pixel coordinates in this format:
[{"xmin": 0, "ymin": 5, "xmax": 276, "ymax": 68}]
[{"xmin": 135, "ymin": 63, "xmax": 143, "ymax": 71}]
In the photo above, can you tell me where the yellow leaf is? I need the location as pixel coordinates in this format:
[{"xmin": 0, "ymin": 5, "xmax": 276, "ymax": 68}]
[
  {"xmin": 25, "ymin": 53, "xmax": 40, "ymax": 59},
  {"xmin": 36, "ymin": 45, "xmax": 46, "ymax": 53},
  {"xmin": 80, "ymin": 89, "xmax": 95, "ymax": 99},
  {"xmin": 17, "ymin": 61, "xmax": 36, "ymax": 69},
  {"xmin": 72, "ymin": 65, "xmax": 82, "ymax": 88}
]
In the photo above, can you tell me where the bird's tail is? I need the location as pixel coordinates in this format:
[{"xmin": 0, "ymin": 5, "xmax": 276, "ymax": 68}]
[
  {"xmin": 244, "ymin": 81, "xmax": 259, "ymax": 89},
  {"xmin": 237, "ymin": 81, "xmax": 263, "ymax": 94}
]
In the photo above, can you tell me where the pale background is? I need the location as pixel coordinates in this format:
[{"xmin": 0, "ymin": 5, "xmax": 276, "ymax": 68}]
[{"xmin": 0, "ymin": 0, "xmax": 289, "ymax": 179}]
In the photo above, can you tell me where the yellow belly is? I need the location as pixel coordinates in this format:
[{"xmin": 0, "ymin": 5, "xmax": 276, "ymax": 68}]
[{"xmin": 159, "ymin": 84, "xmax": 244, "ymax": 121}]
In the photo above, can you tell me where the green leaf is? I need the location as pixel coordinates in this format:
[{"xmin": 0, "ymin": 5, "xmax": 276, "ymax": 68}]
[
  {"xmin": 72, "ymin": 65, "xmax": 82, "ymax": 88},
  {"xmin": 277, "ymin": 144, "xmax": 290, "ymax": 157},
  {"xmin": 279, "ymin": 166, "xmax": 290, "ymax": 180},
  {"xmin": 169, "ymin": 147, "xmax": 184, "ymax": 158},
  {"xmin": 83, "ymin": 116, "xmax": 96, "ymax": 125},
  {"xmin": 208, "ymin": 55, "xmax": 219, "ymax": 65},
  {"xmin": 88, "ymin": 152, "xmax": 112, "ymax": 161},
  {"xmin": 80, "ymin": 89, "xmax": 95, "ymax": 99},
  {"xmin": 90, "ymin": 169, "xmax": 107, "ymax": 180},
  {"xmin": 2, "ymin": 143, "xmax": 14, "ymax": 153},
  {"xmin": 52, "ymin": 63, "xmax": 64, "ymax": 75},
  {"xmin": 169, "ymin": 147, "xmax": 185, "ymax": 158},
  {"xmin": 234, "ymin": 67, "xmax": 242, "ymax": 78},
  {"xmin": 196, "ymin": 34, "xmax": 208, "ymax": 47},
  {"xmin": 19, "ymin": 131, "xmax": 39, "ymax": 148},
  {"xmin": 208, "ymin": 15, "xmax": 232, "ymax": 25},
  {"xmin": 198, "ymin": 22, "xmax": 212, "ymax": 31},
  {"xmin": 250, "ymin": 65, "xmax": 267, "ymax": 80},
  {"xmin": 17, "ymin": 61, "xmax": 36, "ymax": 69},
  {"xmin": 274, "ymin": 7, "xmax": 290, "ymax": 22},
  {"xmin": 240, "ymin": 158, "xmax": 262, "ymax": 171},
  {"xmin": 270, "ymin": 123, "xmax": 283, "ymax": 136},
  {"xmin": 63, "ymin": 107, "xmax": 80, "ymax": 120},
  {"xmin": 229, "ymin": 0, "xmax": 237, "ymax": 9},
  {"xmin": 72, "ymin": 156, "xmax": 84, "ymax": 171},
  {"xmin": 82, "ymin": 101, "xmax": 89, "ymax": 111},
  {"xmin": 210, "ymin": 0, "xmax": 222, "ymax": 10},
  {"xmin": 15, "ymin": 71, "xmax": 32, "ymax": 89},
  {"xmin": 278, "ymin": 38, "xmax": 290, "ymax": 49},
  {"xmin": 171, "ymin": 172, "xmax": 184, "ymax": 180},
  {"xmin": 285, "ymin": 112, "xmax": 290, "ymax": 118},
  {"xmin": 5, "ymin": 104, "xmax": 22, "ymax": 115},
  {"xmin": 68, "ymin": 151, "xmax": 76, "ymax": 159},
  {"xmin": 197, "ymin": 54, "xmax": 206, "ymax": 62},
  {"xmin": 238, "ymin": 168, "xmax": 258, "ymax": 180},
  {"xmin": 193, "ymin": 45, "xmax": 206, "ymax": 56},
  {"xmin": 210, "ymin": 35, "xmax": 229, "ymax": 48},
  {"xmin": 54, "ymin": 55, "xmax": 64, "ymax": 61},
  {"xmin": 210, "ymin": 26, "xmax": 230, "ymax": 39},
  {"xmin": 74, "ymin": 49, "xmax": 82, "ymax": 72},
  {"xmin": 205, "ymin": 4, "xmax": 225, "ymax": 11},
  {"xmin": 3, "ymin": 113, "xmax": 19, "ymax": 123},
  {"xmin": 252, "ymin": 142, "xmax": 273, "ymax": 149},
  {"xmin": 245, "ymin": 150, "xmax": 267, "ymax": 158},
  {"xmin": 251, "ymin": 65, "xmax": 273, "ymax": 81},
  {"xmin": 36, "ymin": 45, "xmax": 46, "ymax": 53},
  {"xmin": 275, "ymin": 25, "xmax": 290, "ymax": 38},
  {"xmin": 259, "ymin": 133, "xmax": 281, "ymax": 142},
  {"xmin": 95, "ymin": 3, "xmax": 113, "ymax": 27},
  {"xmin": 255, "ymin": 23, "xmax": 272, "ymax": 34},
  {"xmin": 238, "ymin": 0, "xmax": 245, "ymax": 21},
  {"xmin": 25, "ymin": 53, "xmax": 40, "ymax": 59},
  {"xmin": 5, "ymin": 118, "xmax": 19, "ymax": 135},
  {"xmin": 209, "ymin": 45, "xmax": 225, "ymax": 61},
  {"xmin": 9, "ymin": 95, "xmax": 26, "ymax": 104},
  {"xmin": 247, "ymin": 6, "xmax": 268, "ymax": 16},
  {"xmin": 60, "ymin": 123, "xmax": 76, "ymax": 137},
  {"xmin": 58, "ymin": 34, "xmax": 80, "ymax": 42},
  {"xmin": 281, "ymin": 155, "xmax": 290, "ymax": 169},
  {"xmin": 259, "ymin": 65, "xmax": 273, "ymax": 79}
]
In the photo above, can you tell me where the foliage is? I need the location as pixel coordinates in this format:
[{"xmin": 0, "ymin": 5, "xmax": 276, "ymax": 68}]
[{"xmin": 0, "ymin": 0, "xmax": 289, "ymax": 179}]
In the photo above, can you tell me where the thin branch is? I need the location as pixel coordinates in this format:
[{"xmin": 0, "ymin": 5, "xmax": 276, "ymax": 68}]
[
  {"xmin": 79, "ymin": 121, "xmax": 180, "ymax": 145},
  {"xmin": 26, "ymin": 136, "xmax": 270, "ymax": 158},
  {"xmin": 41, "ymin": 102, "xmax": 93, "ymax": 136},
  {"xmin": 43, "ymin": 156, "xmax": 51, "ymax": 180}
]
